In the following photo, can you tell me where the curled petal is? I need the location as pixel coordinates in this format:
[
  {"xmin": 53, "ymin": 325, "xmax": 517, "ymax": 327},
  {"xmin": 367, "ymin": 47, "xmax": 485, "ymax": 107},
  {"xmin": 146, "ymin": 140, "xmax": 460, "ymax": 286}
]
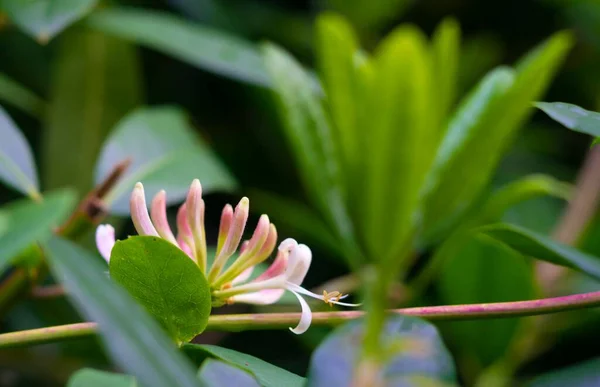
[
  {"xmin": 150, "ymin": 190, "xmax": 178, "ymax": 245},
  {"xmin": 95, "ymin": 224, "xmax": 115, "ymax": 262},
  {"xmin": 229, "ymin": 288, "xmax": 285, "ymax": 305},
  {"xmin": 279, "ymin": 238, "xmax": 298, "ymax": 253},
  {"xmin": 254, "ymin": 253, "xmax": 288, "ymax": 282},
  {"xmin": 286, "ymin": 244, "xmax": 312, "ymax": 285},
  {"xmin": 289, "ymin": 290, "xmax": 312, "ymax": 334},
  {"xmin": 130, "ymin": 183, "xmax": 159, "ymax": 237},
  {"xmin": 231, "ymin": 266, "xmax": 255, "ymax": 285},
  {"xmin": 287, "ymin": 282, "xmax": 362, "ymax": 307}
]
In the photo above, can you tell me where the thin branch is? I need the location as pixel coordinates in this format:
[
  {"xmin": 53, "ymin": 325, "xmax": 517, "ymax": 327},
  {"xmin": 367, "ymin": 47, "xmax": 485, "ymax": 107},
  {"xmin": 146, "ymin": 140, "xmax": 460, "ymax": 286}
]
[
  {"xmin": 2, "ymin": 290, "xmax": 600, "ymax": 348},
  {"xmin": 30, "ymin": 285, "xmax": 66, "ymax": 300}
]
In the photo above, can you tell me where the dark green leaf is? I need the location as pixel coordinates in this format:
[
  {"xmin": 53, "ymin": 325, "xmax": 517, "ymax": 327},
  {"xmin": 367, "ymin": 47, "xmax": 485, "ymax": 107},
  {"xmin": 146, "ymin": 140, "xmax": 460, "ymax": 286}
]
[
  {"xmin": 262, "ymin": 43, "xmax": 358, "ymax": 265},
  {"xmin": 361, "ymin": 26, "xmax": 435, "ymax": 262},
  {"xmin": 0, "ymin": 189, "xmax": 75, "ymax": 274},
  {"xmin": 67, "ymin": 368, "xmax": 137, "ymax": 387},
  {"xmin": 536, "ymin": 102, "xmax": 600, "ymax": 137},
  {"xmin": 0, "ymin": 105, "xmax": 40, "ymax": 198},
  {"xmin": 109, "ymin": 236, "xmax": 212, "ymax": 344},
  {"xmin": 307, "ymin": 316, "xmax": 457, "ymax": 386},
  {"xmin": 0, "ymin": 73, "xmax": 45, "ymax": 117},
  {"xmin": 95, "ymin": 106, "xmax": 237, "ymax": 215},
  {"xmin": 198, "ymin": 359, "xmax": 260, "ymax": 387},
  {"xmin": 43, "ymin": 237, "xmax": 203, "ymax": 387},
  {"xmin": 1, "ymin": 0, "xmax": 98, "ymax": 42},
  {"xmin": 87, "ymin": 7, "xmax": 270, "ymax": 87},
  {"xmin": 42, "ymin": 26, "xmax": 141, "ymax": 194},
  {"xmin": 527, "ymin": 357, "xmax": 600, "ymax": 387},
  {"xmin": 183, "ymin": 344, "xmax": 305, "ymax": 387},
  {"xmin": 325, "ymin": 0, "xmax": 412, "ymax": 31},
  {"xmin": 423, "ymin": 32, "xmax": 572, "ymax": 243},
  {"xmin": 480, "ymin": 223, "xmax": 600, "ymax": 281},
  {"xmin": 438, "ymin": 234, "xmax": 534, "ymax": 365}
]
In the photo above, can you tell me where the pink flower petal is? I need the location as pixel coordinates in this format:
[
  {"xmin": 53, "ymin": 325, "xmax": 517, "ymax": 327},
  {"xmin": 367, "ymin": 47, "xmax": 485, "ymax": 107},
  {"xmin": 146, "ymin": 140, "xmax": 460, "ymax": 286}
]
[
  {"xmin": 130, "ymin": 183, "xmax": 158, "ymax": 237},
  {"xmin": 230, "ymin": 288, "xmax": 285, "ymax": 305},
  {"xmin": 95, "ymin": 224, "xmax": 115, "ymax": 263},
  {"xmin": 150, "ymin": 190, "xmax": 178, "ymax": 245},
  {"xmin": 231, "ymin": 266, "xmax": 255, "ymax": 285}
]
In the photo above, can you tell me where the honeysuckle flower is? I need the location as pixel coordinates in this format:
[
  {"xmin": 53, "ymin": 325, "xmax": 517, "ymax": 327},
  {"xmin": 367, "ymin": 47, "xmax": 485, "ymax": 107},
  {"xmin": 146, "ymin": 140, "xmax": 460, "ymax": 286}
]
[{"xmin": 95, "ymin": 179, "xmax": 360, "ymax": 334}]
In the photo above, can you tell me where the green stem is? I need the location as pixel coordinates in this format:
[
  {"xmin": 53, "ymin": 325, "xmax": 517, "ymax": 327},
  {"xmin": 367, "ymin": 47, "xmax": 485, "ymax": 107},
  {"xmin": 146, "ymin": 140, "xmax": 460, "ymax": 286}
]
[{"xmin": 3, "ymin": 289, "xmax": 600, "ymax": 348}]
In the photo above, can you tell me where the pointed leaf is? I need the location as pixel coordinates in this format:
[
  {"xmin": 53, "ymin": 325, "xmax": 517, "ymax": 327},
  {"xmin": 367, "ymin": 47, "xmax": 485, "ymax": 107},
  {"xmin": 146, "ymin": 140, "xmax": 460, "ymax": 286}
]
[
  {"xmin": 536, "ymin": 102, "xmax": 600, "ymax": 137},
  {"xmin": 262, "ymin": 43, "xmax": 358, "ymax": 265},
  {"xmin": 109, "ymin": 236, "xmax": 212, "ymax": 344},
  {"xmin": 43, "ymin": 237, "xmax": 203, "ymax": 387},
  {"xmin": 0, "ymin": 106, "xmax": 40, "ymax": 198},
  {"xmin": 0, "ymin": 189, "xmax": 75, "ymax": 274},
  {"xmin": 423, "ymin": 32, "xmax": 572, "ymax": 243},
  {"xmin": 42, "ymin": 26, "xmax": 141, "ymax": 194},
  {"xmin": 438, "ymin": 234, "xmax": 534, "ymax": 365},
  {"xmin": 67, "ymin": 368, "xmax": 137, "ymax": 387},
  {"xmin": 361, "ymin": 26, "xmax": 435, "ymax": 262},
  {"xmin": 527, "ymin": 357, "xmax": 600, "ymax": 387},
  {"xmin": 480, "ymin": 223, "xmax": 600, "ymax": 281},
  {"xmin": 95, "ymin": 106, "xmax": 237, "ymax": 215},
  {"xmin": 307, "ymin": 316, "xmax": 457, "ymax": 386},
  {"xmin": 2, "ymin": 0, "xmax": 98, "ymax": 42},
  {"xmin": 183, "ymin": 344, "xmax": 305, "ymax": 387},
  {"xmin": 198, "ymin": 359, "xmax": 260, "ymax": 387},
  {"xmin": 0, "ymin": 73, "xmax": 45, "ymax": 117},
  {"xmin": 87, "ymin": 7, "xmax": 270, "ymax": 87}
]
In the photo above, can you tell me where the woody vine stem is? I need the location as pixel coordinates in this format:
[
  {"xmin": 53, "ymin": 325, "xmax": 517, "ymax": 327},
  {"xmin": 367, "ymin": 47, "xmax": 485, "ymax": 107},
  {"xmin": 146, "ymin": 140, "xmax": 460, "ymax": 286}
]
[{"xmin": 2, "ymin": 289, "xmax": 600, "ymax": 349}]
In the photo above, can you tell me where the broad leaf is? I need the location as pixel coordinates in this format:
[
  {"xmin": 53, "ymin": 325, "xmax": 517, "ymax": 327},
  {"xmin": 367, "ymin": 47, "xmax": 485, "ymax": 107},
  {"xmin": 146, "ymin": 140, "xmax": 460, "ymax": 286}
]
[
  {"xmin": 67, "ymin": 368, "xmax": 137, "ymax": 387},
  {"xmin": 42, "ymin": 26, "xmax": 141, "ymax": 194},
  {"xmin": 422, "ymin": 32, "xmax": 572, "ymax": 243},
  {"xmin": 536, "ymin": 102, "xmax": 600, "ymax": 137},
  {"xmin": 527, "ymin": 357, "xmax": 600, "ymax": 387},
  {"xmin": 184, "ymin": 344, "xmax": 305, "ymax": 387},
  {"xmin": 95, "ymin": 106, "xmax": 236, "ymax": 215},
  {"xmin": 0, "ymin": 73, "xmax": 45, "ymax": 117},
  {"xmin": 43, "ymin": 237, "xmax": 203, "ymax": 387},
  {"xmin": 262, "ymin": 43, "xmax": 358, "ymax": 266},
  {"xmin": 87, "ymin": 7, "xmax": 270, "ymax": 87},
  {"xmin": 438, "ymin": 234, "xmax": 534, "ymax": 365},
  {"xmin": 0, "ymin": 189, "xmax": 75, "ymax": 274},
  {"xmin": 480, "ymin": 223, "xmax": 600, "ymax": 281},
  {"xmin": 0, "ymin": 106, "xmax": 40, "ymax": 198},
  {"xmin": 109, "ymin": 236, "xmax": 212, "ymax": 344},
  {"xmin": 307, "ymin": 316, "xmax": 457, "ymax": 386},
  {"xmin": 198, "ymin": 359, "xmax": 260, "ymax": 387},
  {"xmin": 361, "ymin": 26, "xmax": 435, "ymax": 263},
  {"xmin": 1, "ymin": 0, "xmax": 98, "ymax": 43}
]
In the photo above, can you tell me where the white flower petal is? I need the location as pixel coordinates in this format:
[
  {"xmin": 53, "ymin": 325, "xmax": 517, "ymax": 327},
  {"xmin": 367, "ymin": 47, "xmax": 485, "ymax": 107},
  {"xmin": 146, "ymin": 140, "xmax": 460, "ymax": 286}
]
[
  {"xmin": 285, "ymin": 244, "xmax": 312, "ymax": 285},
  {"xmin": 289, "ymin": 290, "xmax": 312, "ymax": 334},
  {"xmin": 95, "ymin": 225, "xmax": 115, "ymax": 263},
  {"xmin": 230, "ymin": 289, "xmax": 285, "ymax": 305},
  {"xmin": 286, "ymin": 282, "xmax": 362, "ymax": 307},
  {"xmin": 231, "ymin": 266, "xmax": 255, "ymax": 285}
]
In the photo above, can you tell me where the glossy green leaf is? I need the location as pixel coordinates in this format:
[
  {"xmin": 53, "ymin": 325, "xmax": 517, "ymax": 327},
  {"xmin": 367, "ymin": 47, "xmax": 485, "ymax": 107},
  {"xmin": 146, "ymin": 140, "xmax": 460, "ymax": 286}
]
[
  {"xmin": 307, "ymin": 316, "xmax": 457, "ymax": 386},
  {"xmin": 1, "ymin": 0, "xmax": 98, "ymax": 42},
  {"xmin": 262, "ymin": 43, "xmax": 358, "ymax": 265},
  {"xmin": 0, "ymin": 73, "xmax": 45, "ymax": 117},
  {"xmin": 67, "ymin": 368, "xmax": 137, "ymax": 387},
  {"xmin": 197, "ymin": 359, "xmax": 260, "ymax": 387},
  {"xmin": 536, "ymin": 102, "xmax": 600, "ymax": 137},
  {"xmin": 315, "ymin": 13, "xmax": 360, "ymax": 180},
  {"xmin": 438, "ymin": 234, "xmax": 534, "ymax": 365},
  {"xmin": 361, "ymin": 26, "xmax": 435, "ymax": 262},
  {"xmin": 527, "ymin": 357, "xmax": 600, "ymax": 387},
  {"xmin": 109, "ymin": 236, "xmax": 212, "ymax": 344},
  {"xmin": 95, "ymin": 106, "xmax": 236, "ymax": 215},
  {"xmin": 0, "ymin": 105, "xmax": 40, "ymax": 198},
  {"xmin": 480, "ymin": 223, "xmax": 600, "ymax": 281},
  {"xmin": 87, "ymin": 7, "xmax": 270, "ymax": 87},
  {"xmin": 42, "ymin": 27, "xmax": 141, "ymax": 194},
  {"xmin": 43, "ymin": 237, "xmax": 203, "ymax": 387},
  {"xmin": 423, "ymin": 32, "xmax": 572, "ymax": 243},
  {"xmin": 183, "ymin": 344, "xmax": 305, "ymax": 387},
  {"xmin": 431, "ymin": 17, "xmax": 460, "ymax": 136},
  {"xmin": 0, "ymin": 189, "xmax": 75, "ymax": 274}
]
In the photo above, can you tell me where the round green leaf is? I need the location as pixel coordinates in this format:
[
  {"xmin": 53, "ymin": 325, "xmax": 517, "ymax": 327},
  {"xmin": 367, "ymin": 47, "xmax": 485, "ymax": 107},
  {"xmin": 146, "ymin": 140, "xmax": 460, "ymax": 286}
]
[
  {"xmin": 307, "ymin": 316, "xmax": 457, "ymax": 386},
  {"xmin": 110, "ymin": 236, "xmax": 212, "ymax": 344}
]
